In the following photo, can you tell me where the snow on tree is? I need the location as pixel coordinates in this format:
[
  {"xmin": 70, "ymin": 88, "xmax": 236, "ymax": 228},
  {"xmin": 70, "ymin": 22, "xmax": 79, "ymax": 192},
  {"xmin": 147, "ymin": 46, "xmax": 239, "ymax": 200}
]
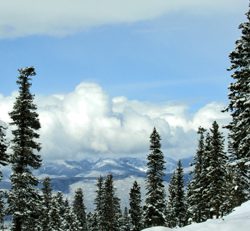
[
  {"xmin": 129, "ymin": 181, "xmax": 142, "ymax": 231},
  {"xmin": 205, "ymin": 121, "xmax": 230, "ymax": 218},
  {"xmin": 167, "ymin": 161, "xmax": 187, "ymax": 228},
  {"xmin": 0, "ymin": 123, "xmax": 8, "ymax": 229},
  {"xmin": 40, "ymin": 177, "xmax": 53, "ymax": 231},
  {"xmin": 102, "ymin": 174, "xmax": 121, "ymax": 231},
  {"xmin": 48, "ymin": 192, "xmax": 66, "ymax": 231},
  {"xmin": 224, "ymin": 3, "xmax": 250, "ymax": 204},
  {"xmin": 8, "ymin": 67, "xmax": 42, "ymax": 231},
  {"xmin": 120, "ymin": 207, "xmax": 131, "ymax": 231},
  {"xmin": 143, "ymin": 128, "xmax": 166, "ymax": 228},
  {"xmin": 0, "ymin": 123, "xmax": 9, "ymax": 177},
  {"xmin": 62, "ymin": 199, "xmax": 81, "ymax": 231},
  {"xmin": 87, "ymin": 212, "xmax": 98, "ymax": 231},
  {"xmin": 94, "ymin": 176, "xmax": 105, "ymax": 231},
  {"xmin": 187, "ymin": 127, "xmax": 206, "ymax": 223},
  {"xmin": 73, "ymin": 188, "xmax": 87, "ymax": 231},
  {"xmin": 166, "ymin": 170, "xmax": 177, "ymax": 228}
]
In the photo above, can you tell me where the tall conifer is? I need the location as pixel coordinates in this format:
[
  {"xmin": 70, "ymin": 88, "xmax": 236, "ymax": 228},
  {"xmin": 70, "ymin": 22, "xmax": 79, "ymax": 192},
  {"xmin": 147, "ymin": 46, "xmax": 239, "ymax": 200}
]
[
  {"xmin": 143, "ymin": 128, "xmax": 166, "ymax": 228},
  {"xmin": 8, "ymin": 67, "xmax": 42, "ymax": 231},
  {"xmin": 224, "ymin": 2, "xmax": 250, "ymax": 203},
  {"xmin": 187, "ymin": 127, "xmax": 206, "ymax": 223},
  {"xmin": 129, "ymin": 181, "xmax": 142, "ymax": 231},
  {"xmin": 73, "ymin": 188, "xmax": 87, "ymax": 231}
]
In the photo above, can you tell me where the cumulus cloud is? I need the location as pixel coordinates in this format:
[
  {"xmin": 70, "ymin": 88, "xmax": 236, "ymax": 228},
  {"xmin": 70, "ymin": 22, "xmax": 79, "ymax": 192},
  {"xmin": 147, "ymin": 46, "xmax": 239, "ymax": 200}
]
[
  {"xmin": 0, "ymin": 82, "xmax": 230, "ymax": 161},
  {"xmin": 0, "ymin": 0, "xmax": 246, "ymax": 38}
]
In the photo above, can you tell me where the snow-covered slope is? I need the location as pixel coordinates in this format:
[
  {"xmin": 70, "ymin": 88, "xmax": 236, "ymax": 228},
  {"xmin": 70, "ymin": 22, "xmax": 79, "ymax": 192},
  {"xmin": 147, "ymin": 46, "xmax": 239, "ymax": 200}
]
[{"xmin": 142, "ymin": 200, "xmax": 250, "ymax": 231}]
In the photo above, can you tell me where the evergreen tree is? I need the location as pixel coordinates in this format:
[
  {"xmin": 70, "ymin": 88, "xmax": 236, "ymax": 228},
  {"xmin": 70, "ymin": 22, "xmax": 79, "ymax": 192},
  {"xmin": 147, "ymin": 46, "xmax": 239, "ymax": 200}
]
[
  {"xmin": 205, "ymin": 121, "xmax": 229, "ymax": 218},
  {"xmin": 94, "ymin": 176, "xmax": 105, "ymax": 231},
  {"xmin": 102, "ymin": 174, "xmax": 121, "ymax": 231},
  {"xmin": 8, "ymin": 67, "xmax": 42, "ymax": 231},
  {"xmin": 174, "ymin": 161, "xmax": 187, "ymax": 227},
  {"xmin": 167, "ymin": 161, "xmax": 186, "ymax": 228},
  {"xmin": 48, "ymin": 192, "xmax": 66, "ymax": 231},
  {"xmin": 198, "ymin": 131, "xmax": 213, "ymax": 221},
  {"xmin": 73, "ymin": 188, "xmax": 87, "ymax": 231},
  {"xmin": 120, "ymin": 207, "xmax": 131, "ymax": 231},
  {"xmin": 62, "ymin": 199, "xmax": 81, "ymax": 231},
  {"xmin": 166, "ymin": 170, "xmax": 177, "ymax": 228},
  {"xmin": 0, "ymin": 123, "xmax": 9, "ymax": 176},
  {"xmin": 41, "ymin": 177, "xmax": 53, "ymax": 231},
  {"xmin": 143, "ymin": 128, "xmax": 166, "ymax": 228},
  {"xmin": 224, "ymin": 3, "xmax": 250, "ymax": 204},
  {"xmin": 0, "ymin": 123, "xmax": 8, "ymax": 229},
  {"xmin": 187, "ymin": 127, "xmax": 207, "ymax": 223},
  {"xmin": 87, "ymin": 212, "xmax": 98, "ymax": 231},
  {"xmin": 129, "ymin": 181, "xmax": 142, "ymax": 231}
]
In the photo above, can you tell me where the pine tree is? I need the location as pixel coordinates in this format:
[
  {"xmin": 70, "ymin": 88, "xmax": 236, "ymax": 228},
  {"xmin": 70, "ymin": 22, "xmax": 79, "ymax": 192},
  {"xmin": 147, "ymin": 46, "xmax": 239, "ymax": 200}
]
[
  {"xmin": 129, "ymin": 181, "xmax": 142, "ymax": 231},
  {"xmin": 199, "ymin": 131, "xmax": 213, "ymax": 221},
  {"xmin": 205, "ymin": 121, "xmax": 229, "ymax": 218},
  {"xmin": 224, "ymin": 3, "xmax": 250, "ymax": 204},
  {"xmin": 120, "ymin": 207, "xmax": 131, "ymax": 231},
  {"xmin": 0, "ymin": 123, "xmax": 8, "ymax": 229},
  {"xmin": 94, "ymin": 176, "xmax": 105, "ymax": 231},
  {"xmin": 41, "ymin": 177, "xmax": 53, "ymax": 231},
  {"xmin": 0, "ymin": 123, "xmax": 9, "ymax": 176},
  {"xmin": 73, "ymin": 188, "xmax": 87, "ymax": 231},
  {"xmin": 166, "ymin": 170, "xmax": 177, "ymax": 228},
  {"xmin": 62, "ymin": 199, "xmax": 81, "ymax": 231},
  {"xmin": 48, "ymin": 192, "xmax": 66, "ymax": 231},
  {"xmin": 166, "ymin": 161, "xmax": 186, "ymax": 228},
  {"xmin": 143, "ymin": 127, "xmax": 166, "ymax": 228},
  {"xmin": 187, "ymin": 127, "xmax": 207, "ymax": 223},
  {"xmin": 87, "ymin": 212, "xmax": 98, "ymax": 231},
  {"xmin": 102, "ymin": 174, "xmax": 121, "ymax": 231},
  {"xmin": 8, "ymin": 67, "xmax": 42, "ymax": 231}
]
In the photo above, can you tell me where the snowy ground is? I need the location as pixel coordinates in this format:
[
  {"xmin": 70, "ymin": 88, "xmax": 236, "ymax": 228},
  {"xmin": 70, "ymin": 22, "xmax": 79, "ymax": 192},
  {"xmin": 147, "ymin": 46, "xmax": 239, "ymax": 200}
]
[{"xmin": 142, "ymin": 200, "xmax": 250, "ymax": 231}]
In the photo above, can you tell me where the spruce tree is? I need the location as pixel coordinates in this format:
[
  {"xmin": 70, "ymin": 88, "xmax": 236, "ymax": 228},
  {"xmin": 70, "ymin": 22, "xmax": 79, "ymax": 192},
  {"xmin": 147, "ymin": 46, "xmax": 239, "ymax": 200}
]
[
  {"xmin": 62, "ymin": 199, "xmax": 81, "ymax": 231},
  {"xmin": 87, "ymin": 212, "xmax": 98, "ymax": 231},
  {"xmin": 0, "ymin": 123, "xmax": 9, "ymax": 175},
  {"xmin": 143, "ymin": 127, "xmax": 166, "ymax": 228},
  {"xmin": 8, "ymin": 67, "xmax": 42, "ymax": 231},
  {"xmin": 0, "ymin": 123, "xmax": 8, "ymax": 228},
  {"xmin": 41, "ymin": 177, "xmax": 53, "ymax": 231},
  {"xmin": 102, "ymin": 174, "xmax": 121, "ymax": 231},
  {"xmin": 129, "ymin": 181, "xmax": 142, "ymax": 231},
  {"xmin": 48, "ymin": 192, "xmax": 66, "ymax": 231},
  {"xmin": 199, "ymin": 131, "xmax": 213, "ymax": 221},
  {"xmin": 174, "ymin": 161, "xmax": 187, "ymax": 227},
  {"xmin": 187, "ymin": 127, "xmax": 207, "ymax": 223},
  {"xmin": 205, "ymin": 121, "xmax": 229, "ymax": 218},
  {"xmin": 73, "ymin": 188, "xmax": 87, "ymax": 231},
  {"xmin": 167, "ymin": 161, "xmax": 186, "ymax": 228},
  {"xmin": 94, "ymin": 176, "xmax": 105, "ymax": 231},
  {"xmin": 120, "ymin": 207, "xmax": 131, "ymax": 231},
  {"xmin": 166, "ymin": 170, "xmax": 177, "ymax": 228},
  {"xmin": 224, "ymin": 3, "xmax": 250, "ymax": 204}
]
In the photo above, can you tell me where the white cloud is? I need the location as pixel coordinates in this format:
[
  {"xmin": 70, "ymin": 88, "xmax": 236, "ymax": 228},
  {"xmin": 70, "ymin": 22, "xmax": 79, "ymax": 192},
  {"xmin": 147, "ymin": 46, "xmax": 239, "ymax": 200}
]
[
  {"xmin": 0, "ymin": 82, "xmax": 230, "ymax": 161},
  {"xmin": 0, "ymin": 0, "xmax": 246, "ymax": 38}
]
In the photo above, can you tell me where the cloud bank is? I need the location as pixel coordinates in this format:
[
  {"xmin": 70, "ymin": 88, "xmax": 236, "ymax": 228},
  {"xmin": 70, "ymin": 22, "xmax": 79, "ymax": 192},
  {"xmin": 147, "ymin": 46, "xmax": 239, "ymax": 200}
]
[
  {"xmin": 0, "ymin": 82, "xmax": 230, "ymax": 161},
  {"xmin": 0, "ymin": 0, "xmax": 246, "ymax": 38}
]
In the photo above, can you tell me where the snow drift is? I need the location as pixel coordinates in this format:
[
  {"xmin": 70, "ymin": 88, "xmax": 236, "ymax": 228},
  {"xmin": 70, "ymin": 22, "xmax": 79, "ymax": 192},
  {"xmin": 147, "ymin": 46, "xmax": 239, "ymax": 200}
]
[{"xmin": 142, "ymin": 200, "xmax": 250, "ymax": 231}]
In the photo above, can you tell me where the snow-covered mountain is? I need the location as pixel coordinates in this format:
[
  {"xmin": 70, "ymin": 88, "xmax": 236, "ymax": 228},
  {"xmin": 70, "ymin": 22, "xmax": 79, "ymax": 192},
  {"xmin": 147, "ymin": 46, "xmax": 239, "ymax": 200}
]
[
  {"xmin": 1, "ymin": 156, "xmax": 192, "ymax": 190},
  {"xmin": 0, "ymin": 156, "xmax": 192, "ymax": 210},
  {"xmin": 142, "ymin": 200, "xmax": 250, "ymax": 231}
]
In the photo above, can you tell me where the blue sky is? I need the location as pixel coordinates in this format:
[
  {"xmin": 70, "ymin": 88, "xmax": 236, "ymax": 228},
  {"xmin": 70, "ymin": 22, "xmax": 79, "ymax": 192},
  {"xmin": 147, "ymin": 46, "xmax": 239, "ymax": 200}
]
[
  {"xmin": 0, "ymin": 0, "xmax": 247, "ymax": 160},
  {"xmin": 0, "ymin": 1, "xmax": 246, "ymax": 104}
]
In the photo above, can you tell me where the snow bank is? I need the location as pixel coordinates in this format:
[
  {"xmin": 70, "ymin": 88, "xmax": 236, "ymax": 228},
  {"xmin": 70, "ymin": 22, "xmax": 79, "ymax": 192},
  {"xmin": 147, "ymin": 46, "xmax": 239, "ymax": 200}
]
[
  {"xmin": 142, "ymin": 200, "xmax": 250, "ymax": 231},
  {"xmin": 142, "ymin": 227, "xmax": 172, "ymax": 231}
]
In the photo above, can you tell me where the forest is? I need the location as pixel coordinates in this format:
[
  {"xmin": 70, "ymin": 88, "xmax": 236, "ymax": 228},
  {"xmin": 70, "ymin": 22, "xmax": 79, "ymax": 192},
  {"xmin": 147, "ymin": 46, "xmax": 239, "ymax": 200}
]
[{"xmin": 0, "ymin": 2, "xmax": 250, "ymax": 231}]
